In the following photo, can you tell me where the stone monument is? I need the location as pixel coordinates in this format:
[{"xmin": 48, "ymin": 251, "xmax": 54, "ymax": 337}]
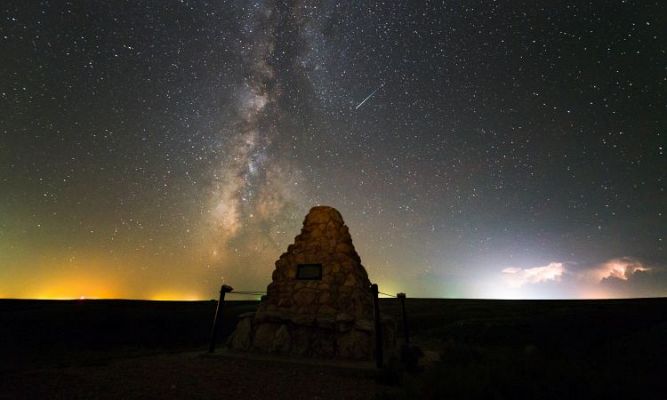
[{"xmin": 227, "ymin": 205, "xmax": 395, "ymax": 360}]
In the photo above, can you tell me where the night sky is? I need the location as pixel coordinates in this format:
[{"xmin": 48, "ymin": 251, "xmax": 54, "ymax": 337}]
[{"xmin": 1, "ymin": 1, "xmax": 665, "ymax": 300}]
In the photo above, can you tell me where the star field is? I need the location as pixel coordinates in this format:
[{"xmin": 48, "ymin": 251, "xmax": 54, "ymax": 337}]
[{"xmin": 1, "ymin": 1, "xmax": 664, "ymax": 299}]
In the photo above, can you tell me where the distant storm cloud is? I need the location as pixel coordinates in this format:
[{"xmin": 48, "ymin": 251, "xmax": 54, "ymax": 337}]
[
  {"xmin": 502, "ymin": 262, "xmax": 565, "ymax": 288},
  {"xmin": 499, "ymin": 257, "xmax": 661, "ymax": 299},
  {"xmin": 590, "ymin": 257, "xmax": 650, "ymax": 282}
]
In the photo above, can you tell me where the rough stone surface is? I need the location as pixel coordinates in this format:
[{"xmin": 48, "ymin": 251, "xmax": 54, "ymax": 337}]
[
  {"xmin": 227, "ymin": 206, "xmax": 395, "ymax": 360},
  {"xmin": 229, "ymin": 316, "xmax": 253, "ymax": 350},
  {"xmin": 271, "ymin": 325, "xmax": 291, "ymax": 353},
  {"xmin": 337, "ymin": 330, "xmax": 370, "ymax": 360},
  {"xmin": 253, "ymin": 323, "xmax": 278, "ymax": 352}
]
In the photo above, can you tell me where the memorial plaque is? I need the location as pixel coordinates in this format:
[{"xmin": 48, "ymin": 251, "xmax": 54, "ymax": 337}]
[{"xmin": 296, "ymin": 263, "xmax": 322, "ymax": 280}]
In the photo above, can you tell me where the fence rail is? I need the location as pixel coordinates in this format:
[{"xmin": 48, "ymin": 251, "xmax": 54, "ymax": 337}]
[{"xmin": 227, "ymin": 291, "xmax": 267, "ymax": 295}]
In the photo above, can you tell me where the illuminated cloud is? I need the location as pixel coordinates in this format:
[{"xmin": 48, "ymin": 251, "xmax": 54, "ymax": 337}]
[
  {"xmin": 583, "ymin": 257, "xmax": 665, "ymax": 299},
  {"xmin": 498, "ymin": 257, "xmax": 659, "ymax": 299},
  {"xmin": 502, "ymin": 262, "xmax": 565, "ymax": 288},
  {"xmin": 590, "ymin": 257, "xmax": 650, "ymax": 282}
]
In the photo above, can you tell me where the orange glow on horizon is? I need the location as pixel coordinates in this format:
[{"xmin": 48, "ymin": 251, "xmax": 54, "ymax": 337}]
[
  {"xmin": 5, "ymin": 291, "xmax": 205, "ymax": 301},
  {"xmin": 149, "ymin": 292, "xmax": 203, "ymax": 301},
  {"xmin": 578, "ymin": 288, "xmax": 612, "ymax": 299},
  {"xmin": 29, "ymin": 277, "xmax": 119, "ymax": 300},
  {"xmin": 0, "ymin": 252, "xmax": 212, "ymax": 300}
]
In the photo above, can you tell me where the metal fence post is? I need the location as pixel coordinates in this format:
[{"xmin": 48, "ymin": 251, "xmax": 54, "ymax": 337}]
[
  {"xmin": 371, "ymin": 283, "xmax": 383, "ymax": 368},
  {"xmin": 208, "ymin": 284, "xmax": 234, "ymax": 353},
  {"xmin": 397, "ymin": 292, "xmax": 410, "ymax": 345}
]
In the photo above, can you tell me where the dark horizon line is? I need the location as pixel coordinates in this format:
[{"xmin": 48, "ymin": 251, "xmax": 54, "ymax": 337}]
[{"xmin": 1, "ymin": 296, "xmax": 665, "ymax": 302}]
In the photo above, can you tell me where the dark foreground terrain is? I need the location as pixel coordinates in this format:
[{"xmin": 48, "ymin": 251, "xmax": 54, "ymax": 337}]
[{"xmin": 0, "ymin": 298, "xmax": 665, "ymax": 399}]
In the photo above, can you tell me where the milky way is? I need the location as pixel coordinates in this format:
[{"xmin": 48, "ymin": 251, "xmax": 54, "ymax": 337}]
[
  {"xmin": 0, "ymin": 1, "xmax": 665, "ymax": 299},
  {"xmin": 208, "ymin": 1, "xmax": 312, "ymax": 285}
]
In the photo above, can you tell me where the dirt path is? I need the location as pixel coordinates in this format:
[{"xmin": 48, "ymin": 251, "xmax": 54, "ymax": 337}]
[{"xmin": 0, "ymin": 352, "xmax": 381, "ymax": 400}]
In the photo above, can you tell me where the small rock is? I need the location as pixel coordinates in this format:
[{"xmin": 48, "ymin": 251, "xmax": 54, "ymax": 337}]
[
  {"xmin": 253, "ymin": 323, "xmax": 278, "ymax": 351},
  {"xmin": 271, "ymin": 325, "xmax": 291, "ymax": 353},
  {"xmin": 228, "ymin": 316, "xmax": 253, "ymax": 350}
]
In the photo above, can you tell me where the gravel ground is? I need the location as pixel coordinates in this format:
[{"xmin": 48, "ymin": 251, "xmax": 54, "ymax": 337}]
[{"xmin": 0, "ymin": 352, "xmax": 380, "ymax": 400}]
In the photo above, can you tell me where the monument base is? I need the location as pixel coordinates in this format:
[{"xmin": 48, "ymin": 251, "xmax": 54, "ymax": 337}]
[{"xmin": 227, "ymin": 311, "xmax": 396, "ymax": 360}]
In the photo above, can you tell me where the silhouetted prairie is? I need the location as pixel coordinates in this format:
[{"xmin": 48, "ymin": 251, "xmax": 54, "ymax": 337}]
[
  {"xmin": 1, "ymin": 298, "xmax": 665, "ymax": 399},
  {"xmin": 380, "ymin": 298, "xmax": 666, "ymax": 400},
  {"xmin": 0, "ymin": 299, "xmax": 255, "ymax": 371}
]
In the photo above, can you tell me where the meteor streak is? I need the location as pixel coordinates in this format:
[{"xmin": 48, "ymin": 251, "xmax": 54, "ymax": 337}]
[{"xmin": 355, "ymin": 84, "xmax": 383, "ymax": 109}]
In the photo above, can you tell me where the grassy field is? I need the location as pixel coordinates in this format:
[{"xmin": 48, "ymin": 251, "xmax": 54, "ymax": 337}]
[
  {"xmin": 380, "ymin": 298, "xmax": 666, "ymax": 399},
  {"xmin": 1, "ymin": 298, "xmax": 665, "ymax": 399},
  {"xmin": 0, "ymin": 299, "xmax": 253, "ymax": 372}
]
